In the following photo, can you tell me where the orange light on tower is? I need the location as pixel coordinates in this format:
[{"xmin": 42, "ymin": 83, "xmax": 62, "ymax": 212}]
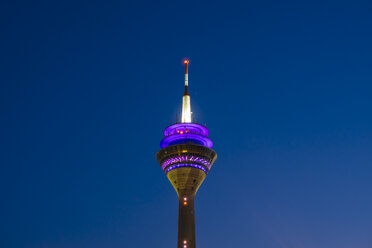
[{"xmin": 184, "ymin": 60, "xmax": 189, "ymax": 76}]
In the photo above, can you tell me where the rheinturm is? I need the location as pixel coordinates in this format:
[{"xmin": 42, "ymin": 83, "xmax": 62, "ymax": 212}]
[{"xmin": 156, "ymin": 60, "xmax": 217, "ymax": 248}]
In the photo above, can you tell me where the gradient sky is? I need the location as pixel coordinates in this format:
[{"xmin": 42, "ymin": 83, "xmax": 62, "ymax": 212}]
[{"xmin": 1, "ymin": 0, "xmax": 372, "ymax": 247}]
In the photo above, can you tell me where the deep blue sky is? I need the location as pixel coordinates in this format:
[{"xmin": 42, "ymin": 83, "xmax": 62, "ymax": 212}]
[{"xmin": 1, "ymin": 0, "xmax": 372, "ymax": 247}]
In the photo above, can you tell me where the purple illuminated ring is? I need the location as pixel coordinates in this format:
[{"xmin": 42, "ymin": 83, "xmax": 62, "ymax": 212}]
[
  {"xmin": 165, "ymin": 163, "xmax": 207, "ymax": 174},
  {"xmin": 161, "ymin": 155, "xmax": 211, "ymax": 170},
  {"xmin": 160, "ymin": 133, "xmax": 213, "ymax": 149},
  {"xmin": 164, "ymin": 123, "xmax": 209, "ymax": 137}
]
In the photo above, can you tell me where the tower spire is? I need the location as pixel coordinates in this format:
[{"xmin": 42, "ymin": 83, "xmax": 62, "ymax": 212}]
[
  {"xmin": 182, "ymin": 59, "xmax": 191, "ymax": 123},
  {"xmin": 184, "ymin": 59, "xmax": 189, "ymax": 95}
]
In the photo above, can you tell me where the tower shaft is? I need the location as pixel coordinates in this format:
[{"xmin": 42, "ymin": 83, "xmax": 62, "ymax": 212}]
[
  {"xmin": 178, "ymin": 196, "xmax": 195, "ymax": 248},
  {"xmin": 166, "ymin": 165, "xmax": 206, "ymax": 247}
]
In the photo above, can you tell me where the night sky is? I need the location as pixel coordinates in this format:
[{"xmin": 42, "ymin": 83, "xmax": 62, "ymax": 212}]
[{"xmin": 1, "ymin": 0, "xmax": 372, "ymax": 247}]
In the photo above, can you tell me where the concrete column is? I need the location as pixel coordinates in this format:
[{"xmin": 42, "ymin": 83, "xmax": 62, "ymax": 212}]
[{"xmin": 177, "ymin": 195, "xmax": 195, "ymax": 248}]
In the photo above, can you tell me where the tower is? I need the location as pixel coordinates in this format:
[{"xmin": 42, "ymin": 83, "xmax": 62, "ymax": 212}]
[{"xmin": 156, "ymin": 60, "xmax": 217, "ymax": 248}]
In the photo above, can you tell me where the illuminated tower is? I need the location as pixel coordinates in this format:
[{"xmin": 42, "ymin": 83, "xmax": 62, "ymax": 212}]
[{"xmin": 156, "ymin": 60, "xmax": 217, "ymax": 248}]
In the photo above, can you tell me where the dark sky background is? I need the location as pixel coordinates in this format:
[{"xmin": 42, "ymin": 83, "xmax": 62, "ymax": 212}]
[{"xmin": 1, "ymin": 0, "xmax": 372, "ymax": 247}]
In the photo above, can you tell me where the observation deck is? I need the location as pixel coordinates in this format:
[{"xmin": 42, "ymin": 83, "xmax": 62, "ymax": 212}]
[
  {"xmin": 157, "ymin": 122, "xmax": 217, "ymax": 174},
  {"xmin": 156, "ymin": 122, "xmax": 217, "ymax": 197}
]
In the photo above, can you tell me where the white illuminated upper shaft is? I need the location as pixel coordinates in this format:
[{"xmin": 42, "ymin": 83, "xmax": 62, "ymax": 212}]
[{"xmin": 181, "ymin": 60, "xmax": 191, "ymax": 123}]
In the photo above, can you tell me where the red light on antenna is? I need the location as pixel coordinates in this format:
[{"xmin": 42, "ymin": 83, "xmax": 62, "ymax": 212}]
[{"xmin": 184, "ymin": 60, "xmax": 189, "ymax": 64}]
